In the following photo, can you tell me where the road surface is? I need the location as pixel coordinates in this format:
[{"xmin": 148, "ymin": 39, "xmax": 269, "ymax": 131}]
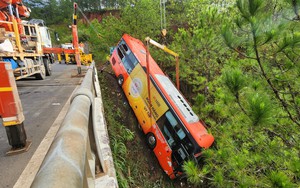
[{"xmin": 0, "ymin": 63, "xmax": 83, "ymax": 188}]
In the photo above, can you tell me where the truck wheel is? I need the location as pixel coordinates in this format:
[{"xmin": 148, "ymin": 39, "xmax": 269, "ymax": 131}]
[
  {"xmin": 43, "ymin": 58, "xmax": 52, "ymax": 76},
  {"xmin": 146, "ymin": 133, "xmax": 156, "ymax": 150},
  {"xmin": 35, "ymin": 64, "xmax": 46, "ymax": 80}
]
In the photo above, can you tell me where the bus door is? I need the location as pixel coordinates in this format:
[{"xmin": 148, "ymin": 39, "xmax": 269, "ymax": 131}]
[{"xmin": 158, "ymin": 111, "xmax": 193, "ymax": 170}]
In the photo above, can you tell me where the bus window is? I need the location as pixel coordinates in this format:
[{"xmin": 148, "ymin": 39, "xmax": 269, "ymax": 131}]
[
  {"xmin": 122, "ymin": 58, "xmax": 132, "ymax": 73},
  {"xmin": 122, "ymin": 43, "xmax": 129, "ymax": 53},
  {"xmin": 118, "ymin": 44, "xmax": 139, "ymax": 74},
  {"xmin": 166, "ymin": 112, "xmax": 178, "ymax": 127},
  {"xmin": 163, "ymin": 126, "xmax": 175, "ymax": 147},
  {"xmin": 166, "ymin": 111, "xmax": 186, "ymax": 140},
  {"xmin": 158, "ymin": 113, "xmax": 176, "ymax": 149},
  {"xmin": 128, "ymin": 52, "xmax": 138, "ymax": 67},
  {"xmin": 117, "ymin": 48, "xmax": 124, "ymax": 60},
  {"xmin": 177, "ymin": 129, "xmax": 186, "ymax": 140}
]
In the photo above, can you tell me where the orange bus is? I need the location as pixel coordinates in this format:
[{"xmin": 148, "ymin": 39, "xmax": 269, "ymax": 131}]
[{"xmin": 109, "ymin": 34, "xmax": 214, "ymax": 179}]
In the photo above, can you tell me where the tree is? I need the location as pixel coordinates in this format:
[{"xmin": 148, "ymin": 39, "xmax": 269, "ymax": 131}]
[{"xmin": 223, "ymin": 0, "xmax": 300, "ymax": 126}]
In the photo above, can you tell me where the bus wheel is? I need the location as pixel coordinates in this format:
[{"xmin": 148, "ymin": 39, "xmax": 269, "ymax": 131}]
[
  {"xmin": 146, "ymin": 133, "xmax": 156, "ymax": 150},
  {"xmin": 117, "ymin": 75, "xmax": 124, "ymax": 86},
  {"xmin": 138, "ymin": 124, "xmax": 142, "ymax": 131}
]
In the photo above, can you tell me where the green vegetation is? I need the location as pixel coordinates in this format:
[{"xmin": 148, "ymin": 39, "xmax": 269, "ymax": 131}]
[
  {"xmin": 99, "ymin": 72, "xmax": 175, "ymax": 188},
  {"xmin": 28, "ymin": 0, "xmax": 300, "ymax": 187}
]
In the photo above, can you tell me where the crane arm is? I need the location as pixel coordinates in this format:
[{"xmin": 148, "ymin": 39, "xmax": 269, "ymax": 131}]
[
  {"xmin": 145, "ymin": 37, "xmax": 180, "ymax": 90},
  {"xmin": 145, "ymin": 37, "xmax": 178, "ymax": 57}
]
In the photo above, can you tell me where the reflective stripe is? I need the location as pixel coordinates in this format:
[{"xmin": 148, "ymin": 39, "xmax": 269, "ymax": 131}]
[
  {"xmin": 2, "ymin": 117, "xmax": 19, "ymax": 126},
  {"xmin": 3, "ymin": 120, "xmax": 19, "ymax": 126},
  {"xmin": 0, "ymin": 87, "xmax": 13, "ymax": 92},
  {"xmin": 3, "ymin": 116, "xmax": 17, "ymax": 121}
]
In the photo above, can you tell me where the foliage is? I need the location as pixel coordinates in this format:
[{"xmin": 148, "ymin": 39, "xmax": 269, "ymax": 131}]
[
  {"xmin": 38, "ymin": 0, "xmax": 300, "ymax": 187},
  {"xmin": 268, "ymin": 171, "xmax": 296, "ymax": 188},
  {"xmin": 247, "ymin": 92, "xmax": 274, "ymax": 126},
  {"xmin": 183, "ymin": 160, "xmax": 207, "ymax": 185},
  {"xmin": 99, "ymin": 78, "xmax": 135, "ymax": 188},
  {"xmin": 99, "ymin": 72, "xmax": 175, "ymax": 188},
  {"xmin": 223, "ymin": 68, "xmax": 246, "ymax": 96},
  {"xmin": 25, "ymin": 0, "xmax": 73, "ymax": 25}
]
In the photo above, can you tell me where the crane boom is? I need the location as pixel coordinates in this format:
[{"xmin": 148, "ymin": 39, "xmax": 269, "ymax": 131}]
[
  {"xmin": 145, "ymin": 37, "xmax": 180, "ymax": 89},
  {"xmin": 72, "ymin": 2, "xmax": 81, "ymax": 74}
]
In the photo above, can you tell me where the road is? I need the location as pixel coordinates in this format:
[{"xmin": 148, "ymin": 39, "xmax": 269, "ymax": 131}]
[{"xmin": 0, "ymin": 63, "xmax": 83, "ymax": 188}]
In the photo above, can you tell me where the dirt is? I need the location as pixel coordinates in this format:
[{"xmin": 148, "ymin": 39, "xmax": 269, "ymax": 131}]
[{"xmin": 98, "ymin": 64, "xmax": 192, "ymax": 188}]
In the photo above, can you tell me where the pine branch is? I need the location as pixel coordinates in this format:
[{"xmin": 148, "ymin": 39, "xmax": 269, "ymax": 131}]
[
  {"xmin": 274, "ymin": 43, "xmax": 298, "ymax": 64},
  {"xmin": 263, "ymin": 128, "xmax": 293, "ymax": 147},
  {"xmin": 250, "ymin": 22, "xmax": 300, "ymax": 127},
  {"xmin": 232, "ymin": 47, "xmax": 257, "ymax": 60},
  {"xmin": 275, "ymin": 60, "xmax": 300, "ymax": 119},
  {"xmin": 235, "ymin": 92, "xmax": 248, "ymax": 116},
  {"xmin": 292, "ymin": 0, "xmax": 300, "ymax": 20}
]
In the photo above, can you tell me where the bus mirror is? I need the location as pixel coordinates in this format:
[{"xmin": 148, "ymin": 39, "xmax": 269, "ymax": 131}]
[{"xmin": 109, "ymin": 47, "xmax": 115, "ymax": 55}]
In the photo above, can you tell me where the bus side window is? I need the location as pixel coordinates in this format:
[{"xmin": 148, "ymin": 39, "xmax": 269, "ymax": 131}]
[
  {"xmin": 123, "ymin": 58, "xmax": 132, "ymax": 73},
  {"xmin": 117, "ymin": 48, "xmax": 124, "ymax": 60},
  {"xmin": 128, "ymin": 53, "xmax": 138, "ymax": 67},
  {"xmin": 122, "ymin": 44, "xmax": 129, "ymax": 53}
]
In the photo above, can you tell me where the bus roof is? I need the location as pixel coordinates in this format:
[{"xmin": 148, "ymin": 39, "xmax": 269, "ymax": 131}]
[{"xmin": 155, "ymin": 74, "xmax": 199, "ymax": 123}]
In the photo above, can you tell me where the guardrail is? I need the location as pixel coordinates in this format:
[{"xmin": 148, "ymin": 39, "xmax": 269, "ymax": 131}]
[{"xmin": 31, "ymin": 62, "xmax": 118, "ymax": 188}]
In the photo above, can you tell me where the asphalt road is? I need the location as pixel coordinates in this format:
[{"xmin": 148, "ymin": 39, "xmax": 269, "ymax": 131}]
[{"xmin": 0, "ymin": 63, "xmax": 83, "ymax": 188}]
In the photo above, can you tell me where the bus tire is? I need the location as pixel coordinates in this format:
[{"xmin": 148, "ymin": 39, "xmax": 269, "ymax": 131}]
[
  {"xmin": 117, "ymin": 75, "xmax": 124, "ymax": 86},
  {"xmin": 146, "ymin": 133, "xmax": 156, "ymax": 150},
  {"xmin": 138, "ymin": 124, "xmax": 142, "ymax": 131}
]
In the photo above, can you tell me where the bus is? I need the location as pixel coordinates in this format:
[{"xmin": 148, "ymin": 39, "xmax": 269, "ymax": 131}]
[{"xmin": 109, "ymin": 34, "xmax": 214, "ymax": 179}]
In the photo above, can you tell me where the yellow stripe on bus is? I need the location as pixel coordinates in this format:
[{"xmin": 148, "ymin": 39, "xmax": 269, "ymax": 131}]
[{"xmin": 0, "ymin": 87, "xmax": 12, "ymax": 92}]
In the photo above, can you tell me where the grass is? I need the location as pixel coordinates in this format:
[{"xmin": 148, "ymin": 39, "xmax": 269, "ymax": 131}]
[{"xmin": 98, "ymin": 70, "xmax": 176, "ymax": 188}]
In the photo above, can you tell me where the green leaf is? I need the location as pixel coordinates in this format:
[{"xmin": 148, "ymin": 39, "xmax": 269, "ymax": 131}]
[{"xmin": 222, "ymin": 68, "xmax": 246, "ymax": 96}]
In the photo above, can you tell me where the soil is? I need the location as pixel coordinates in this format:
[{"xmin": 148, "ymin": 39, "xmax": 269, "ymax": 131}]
[{"xmin": 98, "ymin": 64, "xmax": 193, "ymax": 188}]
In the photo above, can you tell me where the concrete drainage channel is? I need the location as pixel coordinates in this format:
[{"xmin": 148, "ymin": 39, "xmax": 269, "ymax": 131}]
[{"xmin": 28, "ymin": 62, "xmax": 118, "ymax": 188}]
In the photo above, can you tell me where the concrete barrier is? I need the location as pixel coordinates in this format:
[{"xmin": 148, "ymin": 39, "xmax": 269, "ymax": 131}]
[{"xmin": 31, "ymin": 63, "xmax": 118, "ymax": 188}]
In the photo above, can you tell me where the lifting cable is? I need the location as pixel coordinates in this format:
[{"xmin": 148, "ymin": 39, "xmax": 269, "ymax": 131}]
[
  {"xmin": 77, "ymin": 5, "xmax": 103, "ymax": 39},
  {"xmin": 160, "ymin": 0, "xmax": 167, "ymax": 37}
]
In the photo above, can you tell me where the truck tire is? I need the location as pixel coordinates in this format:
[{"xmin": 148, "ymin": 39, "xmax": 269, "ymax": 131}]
[
  {"xmin": 43, "ymin": 58, "xmax": 52, "ymax": 76},
  {"xmin": 35, "ymin": 64, "xmax": 46, "ymax": 80}
]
